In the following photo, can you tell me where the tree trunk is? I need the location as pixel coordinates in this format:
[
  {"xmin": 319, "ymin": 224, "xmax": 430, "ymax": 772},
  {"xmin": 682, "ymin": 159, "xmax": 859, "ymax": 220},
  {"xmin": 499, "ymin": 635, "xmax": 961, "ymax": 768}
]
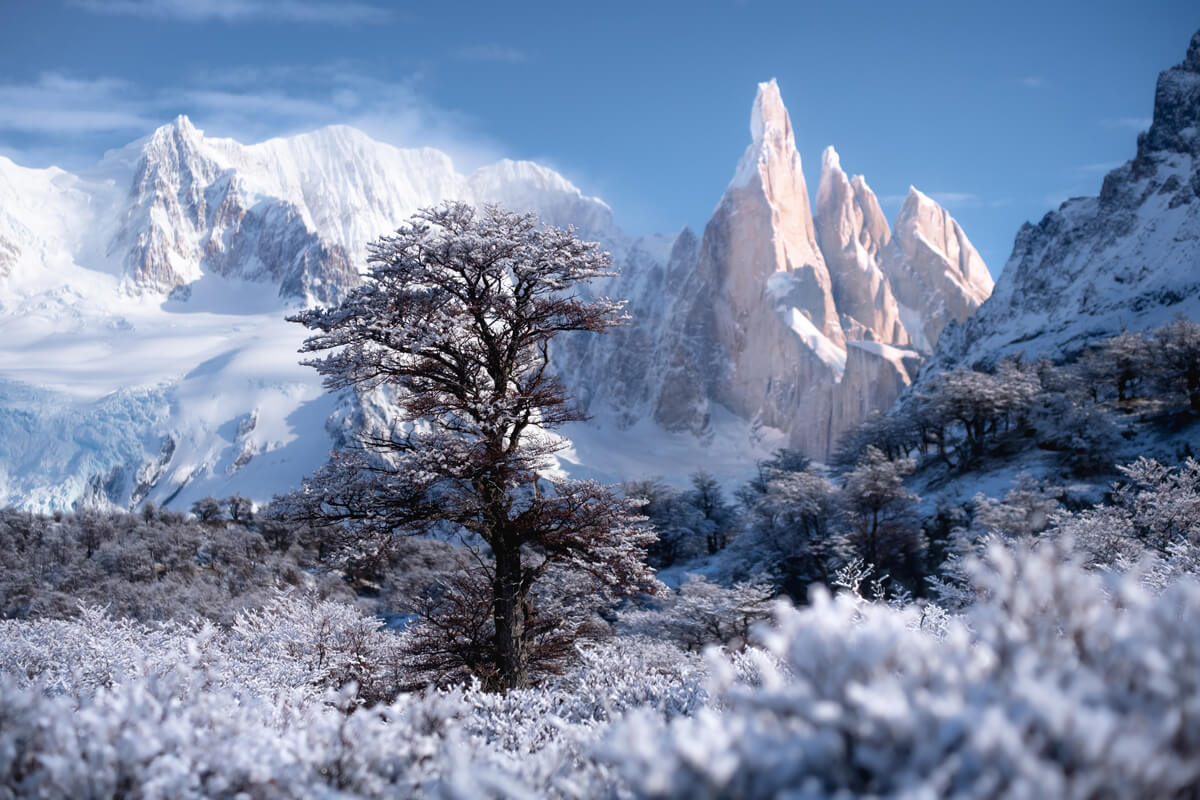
[{"xmin": 492, "ymin": 536, "xmax": 529, "ymax": 690}]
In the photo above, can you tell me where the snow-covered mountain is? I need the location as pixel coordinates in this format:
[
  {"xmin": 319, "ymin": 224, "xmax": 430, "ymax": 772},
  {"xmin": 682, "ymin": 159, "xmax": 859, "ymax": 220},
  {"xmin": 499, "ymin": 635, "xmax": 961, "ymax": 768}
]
[
  {"xmin": 934, "ymin": 30, "xmax": 1200, "ymax": 369},
  {"xmin": 571, "ymin": 80, "xmax": 991, "ymax": 459},
  {"xmin": 0, "ymin": 120, "xmax": 631, "ymax": 511},
  {"xmin": 0, "ymin": 81, "xmax": 992, "ymax": 510}
]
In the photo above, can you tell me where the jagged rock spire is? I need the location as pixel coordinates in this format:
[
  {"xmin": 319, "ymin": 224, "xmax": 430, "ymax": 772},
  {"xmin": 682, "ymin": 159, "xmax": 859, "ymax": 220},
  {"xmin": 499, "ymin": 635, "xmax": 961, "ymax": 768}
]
[
  {"xmin": 1139, "ymin": 29, "xmax": 1200, "ymax": 158},
  {"xmin": 815, "ymin": 146, "xmax": 908, "ymax": 345},
  {"xmin": 880, "ymin": 186, "xmax": 992, "ymax": 350}
]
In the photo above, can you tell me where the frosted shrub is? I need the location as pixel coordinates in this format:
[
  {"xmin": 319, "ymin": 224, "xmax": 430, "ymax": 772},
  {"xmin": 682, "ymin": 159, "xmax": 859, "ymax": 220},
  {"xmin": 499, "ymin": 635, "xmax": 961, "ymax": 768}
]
[
  {"xmin": 7, "ymin": 517, "xmax": 1200, "ymax": 795},
  {"xmin": 0, "ymin": 593, "xmax": 407, "ymax": 704},
  {"xmin": 231, "ymin": 593, "xmax": 410, "ymax": 704},
  {"xmin": 605, "ymin": 541, "xmax": 1200, "ymax": 798},
  {"xmin": 618, "ymin": 575, "xmax": 774, "ymax": 651},
  {"xmin": 0, "ymin": 508, "xmax": 352, "ymax": 623},
  {"xmin": 1055, "ymin": 457, "xmax": 1200, "ymax": 570},
  {"xmin": 0, "ymin": 609, "xmax": 710, "ymax": 798}
]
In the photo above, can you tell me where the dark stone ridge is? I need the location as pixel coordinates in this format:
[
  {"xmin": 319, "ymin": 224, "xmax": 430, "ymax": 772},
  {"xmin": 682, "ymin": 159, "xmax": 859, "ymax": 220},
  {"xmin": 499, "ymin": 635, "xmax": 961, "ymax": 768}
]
[
  {"xmin": 930, "ymin": 28, "xmax": 1200, "ymax": 372},
  {"xmin": 1138, "ymin": 29, "xmax": 1200, "ymax": 161}
]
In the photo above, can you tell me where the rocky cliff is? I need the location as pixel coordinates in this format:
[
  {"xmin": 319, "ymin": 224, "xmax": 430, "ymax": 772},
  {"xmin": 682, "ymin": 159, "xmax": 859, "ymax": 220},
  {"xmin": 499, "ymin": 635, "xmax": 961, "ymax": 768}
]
[{"xmin": 934, "ymin": 30, "xmax": 1200, "ymax": 370}]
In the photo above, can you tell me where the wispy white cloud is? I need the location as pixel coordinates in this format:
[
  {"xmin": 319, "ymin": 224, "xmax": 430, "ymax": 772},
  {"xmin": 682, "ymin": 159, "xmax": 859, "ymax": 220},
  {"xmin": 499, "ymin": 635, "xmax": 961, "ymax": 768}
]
[
  {"xmin": 176, "ymin": 64, "xmax": 502, "ymax": 167},
  {"xmin": 928, "ymin": 191, "xmax": 980, "ymax": 208},
  {"xmin": 452, "ymin": 45, "xmax": 530, "ymax": 64},
  {"xmin": 0, "ymin": 73, "xmax": 157, "ymax": 134},
  {"xmin": 0, "ymin": 64, "xmax": 503, "ymax": 172},
  {"xmin": 1021, "ymin": 76, "xmax": 1046, "ymax": 89},
  {"xmin": 1102, "ymin": 116, "xmax": 1153, "ymax": 131},
  {"xmin": 177, "ymin": 89, "xmax": 338, "ymax": 122},
  {"xmin": 69, "ymin": 0, "xmax": 390, "ymax": 25}
]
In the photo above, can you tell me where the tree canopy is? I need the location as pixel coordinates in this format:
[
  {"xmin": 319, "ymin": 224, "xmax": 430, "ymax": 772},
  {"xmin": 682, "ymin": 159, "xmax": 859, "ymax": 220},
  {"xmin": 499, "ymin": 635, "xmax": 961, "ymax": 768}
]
[{"xmin": 284, "ymin": 203, "xmax": 657, "ymax": 689}]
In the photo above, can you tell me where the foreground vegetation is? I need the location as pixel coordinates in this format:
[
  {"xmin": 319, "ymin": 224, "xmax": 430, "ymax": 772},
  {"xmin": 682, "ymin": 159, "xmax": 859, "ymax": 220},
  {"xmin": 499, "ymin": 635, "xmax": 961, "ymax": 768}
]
[
  {"xmin": 4, "ymin": 444, "xmax": 1200, "ymax": 795},
  {"xmin": 3, "ymin": 534, "xmax": 1200, "ymax": 797}
]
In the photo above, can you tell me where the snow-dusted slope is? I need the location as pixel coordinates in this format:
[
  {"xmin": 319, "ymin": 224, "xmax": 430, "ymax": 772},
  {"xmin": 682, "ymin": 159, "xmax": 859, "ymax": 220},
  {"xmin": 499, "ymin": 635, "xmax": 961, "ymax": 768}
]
[
  {"xmin": 91, "ymin": 117, "xmax": 626, "ymax": 301},
  {"xmin": 0, "ymin": 122, "xmax": 628, "ymax": 512},
  {"xmin": 935, "ymin": 31, "xmax": 1200, "ymax": 369}
]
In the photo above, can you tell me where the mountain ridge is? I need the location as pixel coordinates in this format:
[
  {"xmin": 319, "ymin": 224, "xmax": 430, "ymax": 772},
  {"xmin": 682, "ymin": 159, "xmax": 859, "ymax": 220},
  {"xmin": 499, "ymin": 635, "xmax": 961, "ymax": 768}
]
[
  {"xmin": 0, "ymin": 86, "xmax": 991, "ymax": 510},
  {"xmin": 932, "ymin": 30, "xmax": 1200, "ymax": 371},
  {"xmin": 572, "ymin": 79, "xmax": 991, "ymax": 460}
]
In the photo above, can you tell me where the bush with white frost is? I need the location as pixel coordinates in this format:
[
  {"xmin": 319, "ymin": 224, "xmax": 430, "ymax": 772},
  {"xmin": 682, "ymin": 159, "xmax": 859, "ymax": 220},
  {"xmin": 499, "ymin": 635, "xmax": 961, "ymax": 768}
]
[
  {"xmin": 5, "ymin": 535, "xmax": 1200, "ymax": 797},
  {"xmin": 605, "ymin": 541, "xmax": 1200, "ymax": 798},
  {"xmin": 618, "ymin": 575, "xmax": 774, "ymax": 651},
  {"xmin": 8, "ymin": 451, "xmax": 1200, "ymax": 796}
]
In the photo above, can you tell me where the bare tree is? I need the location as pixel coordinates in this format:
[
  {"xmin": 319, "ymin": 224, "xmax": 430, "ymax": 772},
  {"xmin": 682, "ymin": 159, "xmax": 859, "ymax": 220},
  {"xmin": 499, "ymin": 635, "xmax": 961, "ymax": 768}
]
[
  {"xmin": 1082, "ymin": 330, "xmax": 1154, "ymax": 403},
  {"xmin": 689, "ymin": 470, "xmax": 734, "ymax": 554},
  {"xmin": 1154, "ymin": 318, "xmax": 1200, "ymax": 412},
  {"xmin": 285, "ymin": 203, "xmax": 657, "ymax": 690},
  {"xmin": 840, "ymin": 447, "xmax": 924, "ymax": 586},
  {"xmin": 190, "ymin": 496, "xmax": 224, "ymax": 524}
]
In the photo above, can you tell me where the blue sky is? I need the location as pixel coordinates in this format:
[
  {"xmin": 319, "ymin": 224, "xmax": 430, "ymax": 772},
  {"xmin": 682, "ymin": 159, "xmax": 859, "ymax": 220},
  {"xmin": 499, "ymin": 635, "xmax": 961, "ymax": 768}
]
[{"xmin": 0, "ymin": 0, "xmax": 1196, "ymax": 274}]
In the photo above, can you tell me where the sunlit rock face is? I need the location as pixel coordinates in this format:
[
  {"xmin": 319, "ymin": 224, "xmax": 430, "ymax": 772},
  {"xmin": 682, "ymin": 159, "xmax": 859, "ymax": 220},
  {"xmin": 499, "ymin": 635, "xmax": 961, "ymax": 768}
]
[
  {"xmin": 0, "ymin": 76, "xmax": 998, "ymax": 513},
  {"xmin": 934, "ymin": 29, "xmax": 1200, "ymax": 371},
  {"xmin": 653, "ymin": 80, "xmax": 847, "ymax": 453},
  {"xmin": 882, "ymin": 187, "xmax": 993, "ymax": 353},
  {"xmin": 815, "ymin": 146, "xmax": 908, "ymax": 346},
  {"xmin": 579, "ymin": 79, "xmax": 990, "ymax": 458}
]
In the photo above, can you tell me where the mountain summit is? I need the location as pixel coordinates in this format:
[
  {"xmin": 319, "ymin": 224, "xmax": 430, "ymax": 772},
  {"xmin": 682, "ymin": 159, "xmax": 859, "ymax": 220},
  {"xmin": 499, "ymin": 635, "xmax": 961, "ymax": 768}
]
[
  {"xmin": 0, "ymin": 124, "xmax": 630, "ymax": 511},
  {"xmin": 815, "ymin": 145, "xmax": 908, "ymax": 346},
  {"xmin": 935, "ymin": 29, "xmax": 1200, "ymax": 369},
  {"xmin": 573, "ymin": 79, "xmax": 991, "ymax": 458}
]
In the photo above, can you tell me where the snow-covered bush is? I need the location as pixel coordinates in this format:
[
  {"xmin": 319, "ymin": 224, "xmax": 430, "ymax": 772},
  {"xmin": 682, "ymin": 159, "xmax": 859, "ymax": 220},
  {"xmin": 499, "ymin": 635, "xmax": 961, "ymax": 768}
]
[
  {"xmin": 722, "ymin": 465, "xmax": 841, "ymax": 597},
  {"xmin": 1054, "ymin": 456, "xmax": 1200, "ymax": 572},
  {"xmin": 1032, "ymin": 388, "xmax": 1121, "ymax": 474},
  {"xmin": 0, "ymin": 508, "xmax": 352, "ymax": 623},
  {"xmin": 625, "ymin": 478, "xmax": 710, "ymax": 567},
  {"xmin": 619, "ymin": 575, "xmax": 774, "ymax": 651},
  {"xmin": 0, "ymin": 593, "xmax": 408, "ymax": 703},
  {"xmin": 0, "ymin": 605, "xmax": 708, "ymax": 798},
  {"xmin": 605, "ymin": 541, "xmax": 1200, "ymax": 798},
  {"xmin": 929, "ymin": 475, "xmax": 1064, "ymax": 608},
  {"xmin": 6, "ymin": 534, "xmax": 1200, "ymax": 796},
  {"xmin": 839, "ymin": 447, "xmax": 924, "ymax": 589}
]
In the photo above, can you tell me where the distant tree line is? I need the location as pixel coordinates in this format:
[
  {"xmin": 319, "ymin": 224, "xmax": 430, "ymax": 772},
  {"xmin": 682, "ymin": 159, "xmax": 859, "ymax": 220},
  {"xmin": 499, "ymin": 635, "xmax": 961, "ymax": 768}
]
[{"xmin": 835, "ymin": 319, "xmax": 1200, "ymax": 476}]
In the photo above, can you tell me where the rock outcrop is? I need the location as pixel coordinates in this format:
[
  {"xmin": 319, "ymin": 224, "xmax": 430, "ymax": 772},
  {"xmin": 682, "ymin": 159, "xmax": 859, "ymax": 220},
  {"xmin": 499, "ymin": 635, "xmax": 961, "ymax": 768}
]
[
  {"xmin": 815, "ymin": 146, "xmax": 908, "ymax": 345},
  {"xmin": 653, "ymin": 80, "xmax": 849, "ymax": 453},
  {"xmin": 66, "ymin": 116, "xmax": 627, "ymax": 304},
  {"xmin": 934, "ymin": 29, "xmax": 1200, "ymax": 370},
  {"xmin": 883, "ymin": 187, "xmax": 993, "ymax": 352}
]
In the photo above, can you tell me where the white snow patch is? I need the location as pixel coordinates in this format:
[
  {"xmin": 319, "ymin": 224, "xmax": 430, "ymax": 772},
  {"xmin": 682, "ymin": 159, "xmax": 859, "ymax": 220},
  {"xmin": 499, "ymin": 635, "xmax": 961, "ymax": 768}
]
[
  {"xmin": 847, "ymin": 340, "xmax": 920, "ymax": 376},
  {"xmin": 552, "ymin": 405, "xmax": 787, "ymax": 489},
  {"xmin": 785, "ymin": 308, "xmax": 847, "ymax": 378}
]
